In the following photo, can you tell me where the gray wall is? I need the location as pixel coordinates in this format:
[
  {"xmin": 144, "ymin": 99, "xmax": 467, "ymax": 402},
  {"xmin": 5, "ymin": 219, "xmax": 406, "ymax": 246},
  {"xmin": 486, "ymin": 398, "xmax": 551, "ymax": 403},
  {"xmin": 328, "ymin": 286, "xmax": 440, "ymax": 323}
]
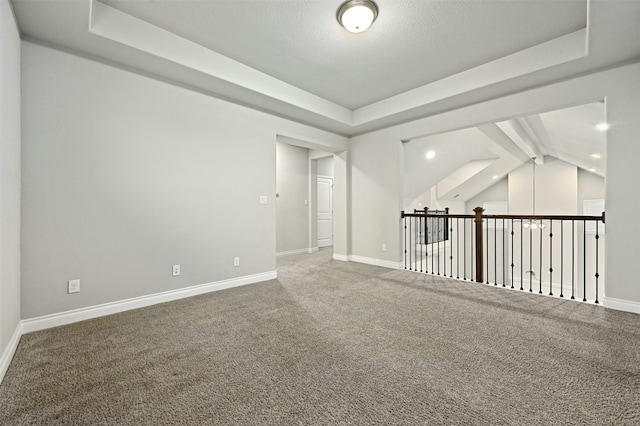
[
  {"xmin": 577, "ymin": 169, "xmax": 604, "ymax": 206},
  {"xmin": 0, "ymin": 0, "xmax": 21, "ymax": 371},
  {"xmin": 276, "ymin": 142, "xmax": 309, "ymax": 254},
  {"xmin": 466, "ymin": 177, "xmax": 508, "ymax": 213},
  {"xmin": 316, "ymin": 157, "xmax": 334, "ymax": 177},
  {"xmin": 20, "ymin": 42, "xmax": 346, "ymax": 319}
]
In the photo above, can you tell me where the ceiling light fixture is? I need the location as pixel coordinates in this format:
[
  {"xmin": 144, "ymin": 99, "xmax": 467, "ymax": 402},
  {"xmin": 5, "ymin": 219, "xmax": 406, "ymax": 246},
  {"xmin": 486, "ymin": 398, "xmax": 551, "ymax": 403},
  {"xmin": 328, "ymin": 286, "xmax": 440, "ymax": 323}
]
[
  {"xmin": 596, "ymin": 123, "xmax": 610, "ymax": 131},
  {"xmin": 425, "ymin": 150, "xmax": 436, "ymax": 160},
  {"xmin": 591, "ymin": 153, "xmax": 602, "ymax": 159},
  {"xmin": 337, "ymin": 0, "xmax": 378, "ymax": 33}
]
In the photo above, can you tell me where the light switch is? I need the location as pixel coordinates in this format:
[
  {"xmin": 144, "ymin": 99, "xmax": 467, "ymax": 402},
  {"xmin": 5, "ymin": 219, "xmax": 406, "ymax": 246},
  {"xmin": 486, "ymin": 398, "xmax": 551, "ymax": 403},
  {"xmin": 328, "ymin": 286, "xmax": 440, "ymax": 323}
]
[{"xmin": 260, "ymin": 195, "xmax": 268, "ymax": 204}]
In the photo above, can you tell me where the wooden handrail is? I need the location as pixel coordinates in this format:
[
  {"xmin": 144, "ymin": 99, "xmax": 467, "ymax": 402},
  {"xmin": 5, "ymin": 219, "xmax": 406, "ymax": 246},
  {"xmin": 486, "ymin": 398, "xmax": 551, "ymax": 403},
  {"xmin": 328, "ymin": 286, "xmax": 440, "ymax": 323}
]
[{"xmin": 401, "ymin": 211, "xmax": 605, "ymax": 222}]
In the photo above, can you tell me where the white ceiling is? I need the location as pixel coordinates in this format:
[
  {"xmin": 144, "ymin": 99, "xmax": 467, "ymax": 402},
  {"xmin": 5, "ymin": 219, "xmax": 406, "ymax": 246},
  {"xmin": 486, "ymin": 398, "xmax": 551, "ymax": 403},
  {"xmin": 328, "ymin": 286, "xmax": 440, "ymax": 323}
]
[
  {"xmin": 99, "ymin": 0, "xmax": 587, "ymax": 109},
  {"xmin": 10, "ymin": 0, "xmax": 640, "ymax": 136},
  {"xmin": 9, "ymin": 0, "xmax": 639, "ymax": 202}
]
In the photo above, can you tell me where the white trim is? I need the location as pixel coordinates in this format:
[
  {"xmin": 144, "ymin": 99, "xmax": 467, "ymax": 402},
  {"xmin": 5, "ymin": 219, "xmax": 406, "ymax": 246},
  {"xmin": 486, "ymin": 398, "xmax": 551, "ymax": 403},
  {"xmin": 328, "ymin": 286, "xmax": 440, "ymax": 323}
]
[
  {"xmin": 350, "ymin": 255, "xmax": 402, "ymax": 270},
  {"xmin": 0, "ymin": 322, "xmax": 22, "ymax": 385},
  {"xmin": 276, "ymin": 248, "xmax": 312, "ymax": 257},
  {"xmin": 603, "ymin": 296, "xmax": 640, "ymax": 315},
  {"xmin": 333, "ymin": 253, "xmax": 350, "ymax": 262},
  {"xmin": 21, "ymin": 271, "xmax": 277, "ymax": 334},
  {"xmin": 309, "ymin": 247, "xmax": 319, "ymax": 253}
]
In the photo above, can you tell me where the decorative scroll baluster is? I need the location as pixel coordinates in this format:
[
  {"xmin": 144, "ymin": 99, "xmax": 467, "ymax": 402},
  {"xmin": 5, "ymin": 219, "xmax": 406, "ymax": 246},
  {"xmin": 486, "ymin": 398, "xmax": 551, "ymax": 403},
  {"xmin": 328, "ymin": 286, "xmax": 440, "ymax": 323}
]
[
  {"xmin": 595, "ymin": 220, "xmax": 600, "ymax": 304},
  {"xmin": 571, "ymin": 220, "xmax": 575, "ymax": 300},
  {"xmin": 511, "ymin": 219, "xmax": 515, "ymax": 289},
  {"xmin": 583, "ymin": 219, "xmax": 587, "ymax": 302},
  {"xmin": 494, "ymin": 218, "xmax": 497, "ymax": 286},
  {"xmin": 560, "ymin": 221, "xmax": 564, "ymax": 298},
  {"xmin": 539, "ymin": 226, "xmax": 543, "ymax": 295},
  {"xmin": 520, "ymin": 220, "xmax": 524, "ymax": 291},
  {"xmin": 549, "ymin": 220, "xmax": 553, "ymax": 296}
]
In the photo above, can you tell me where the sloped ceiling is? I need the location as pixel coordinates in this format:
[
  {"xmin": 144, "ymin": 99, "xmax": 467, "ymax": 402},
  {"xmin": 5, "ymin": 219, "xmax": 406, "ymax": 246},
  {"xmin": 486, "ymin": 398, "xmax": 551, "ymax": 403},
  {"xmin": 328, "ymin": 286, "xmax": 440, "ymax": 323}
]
[{"xmin": 404, "ymin": 102, "xmax": 606, "ymax": 205}]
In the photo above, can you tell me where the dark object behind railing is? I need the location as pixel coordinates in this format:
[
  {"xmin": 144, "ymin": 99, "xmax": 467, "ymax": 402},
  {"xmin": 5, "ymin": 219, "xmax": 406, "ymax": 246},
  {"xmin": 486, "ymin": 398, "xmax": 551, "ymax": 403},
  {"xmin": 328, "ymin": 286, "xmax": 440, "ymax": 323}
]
[{"xmin": 401, "ymin": 207, "xmax": 605, "ymax": 304}]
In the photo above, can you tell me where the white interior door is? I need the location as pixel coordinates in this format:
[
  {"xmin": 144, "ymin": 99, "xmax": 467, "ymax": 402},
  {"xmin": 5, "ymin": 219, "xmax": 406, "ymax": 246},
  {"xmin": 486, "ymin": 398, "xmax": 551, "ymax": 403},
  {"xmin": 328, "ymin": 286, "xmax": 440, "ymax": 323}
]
[{"xmin": 317, "ymin": 177, "xmax": 333, "ymax": 248}]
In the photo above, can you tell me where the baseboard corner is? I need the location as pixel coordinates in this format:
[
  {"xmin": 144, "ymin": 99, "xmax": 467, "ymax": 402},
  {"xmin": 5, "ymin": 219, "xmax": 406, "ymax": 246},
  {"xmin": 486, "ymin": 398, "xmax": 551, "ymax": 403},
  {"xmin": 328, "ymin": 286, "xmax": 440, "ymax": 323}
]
[{"xmin": 0, "ymin": 322, "xmax": 22, "ymax": 385}]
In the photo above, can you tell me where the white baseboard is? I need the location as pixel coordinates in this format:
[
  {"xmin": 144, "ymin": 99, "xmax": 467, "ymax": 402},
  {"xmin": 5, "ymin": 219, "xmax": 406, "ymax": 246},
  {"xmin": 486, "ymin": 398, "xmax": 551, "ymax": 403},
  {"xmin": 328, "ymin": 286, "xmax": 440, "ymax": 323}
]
[
  {"xmin": 0, "ymin": 322, "xmax": 22, "ymax": 385},
  {"xmin": 309, "ymin": 247, "xmax": 319, "ymax": 253},
  {"xmin": 333, "ymin": 253, "xmax": 349, "ymax": 262},
  {"xmin": 21, "ymin": 271, "xmax": 277, "ymax": 334},
  {"xmin": 350, "ymin": 255, "xmax": 402, "ymax": 270},
  {"xmin": 603, "ymin": 296, "xmax": 640, "ymax": 315},
  {"xmin": 276, "ymin": 247, "xmax": 318, "ymax": 257}
]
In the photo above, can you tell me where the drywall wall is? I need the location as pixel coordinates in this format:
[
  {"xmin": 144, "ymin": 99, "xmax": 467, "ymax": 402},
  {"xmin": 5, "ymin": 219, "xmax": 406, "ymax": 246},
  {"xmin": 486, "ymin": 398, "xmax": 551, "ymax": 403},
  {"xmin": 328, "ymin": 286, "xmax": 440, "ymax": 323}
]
[
  {"xmin": 577, "ymin": 169, "xmax": 604, "ymax": 207},
  {"xmin": 349, "ymin": 62, "xmax": 640, "ymax": 309},
  {"xmin": 0, "ymin": 0, "xmax": 21, "ymax": 378},
  {"xmin": 350, "ymin": 136, "xmax": 403, "ymax": 266},
  {"xmin": 509, "ymin": 157, "xmax": 577, "ymax": 216},
  {"xmin": 316, "ymin": 157, "xmax": 334, "ymax": 177},
  {"xmin": 332, "ymin": 151, "xmax": 349, "ymax": 259},
  {"xmin": 20, "ymin": 42, "xmax": 346, "ymax": 319},
  {"xmin": 276, "ymin": 142, "xmax": 309, "ymax": 254},
  {"xmin": 465, "ymin": 177, "xmax": 509, "ymax": 214}
]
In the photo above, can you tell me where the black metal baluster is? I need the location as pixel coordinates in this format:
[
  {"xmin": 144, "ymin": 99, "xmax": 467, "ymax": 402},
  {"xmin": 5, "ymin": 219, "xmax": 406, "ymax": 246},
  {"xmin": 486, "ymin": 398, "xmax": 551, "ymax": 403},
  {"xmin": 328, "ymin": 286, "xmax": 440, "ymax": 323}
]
[
  {"xmin": 560, "ymin": 221, "xmax": 564, "ymax": 298},
  {"xmin": 520, "ymin": 220, "xmax": 524, "ymax": 291},
  {"xmin": 425, "ymin": 216, "xmax": 429, "ymax": 274},
  {"xmin": 486, "ymin": 219, "xmax": 490, "ymax": 284},
  {"xmin": 471, "ymin": 219, "xmax": 474, "ymax": 281},
  {"xmin": 419, "ymin": 216, "xmax": 423, "ymax": 273},
  {"xmin": 450, "ymin": 221, "xmax": 453, "ymax": 278},
  {"xmin": 583, "ymin": 219, "xmax": 587, "ymax": 302},
  {"xmin": 464, "ymin": 219, "xmax": 467, "ymax": 280},
  {"xmin": 595, "ymin": 220, "xmax": 600, "ymax": 304},
  {"xmin": 549, "ymin": 220, "xmax": 553, "ymax": 296},
  {"xmin": 495, "ymin": 219, "xmax": 501, "ymax": 286},
  {"xmin": 408, "ymin": 216, "xmax": 412, "ymax": 270},
  {"xmin": 404, "ymin": 215, "xmax": 408, "ymax": 270},
  {"xmin": 437, "ymin": 217, "xmax": 441, "ymax": 276},
  {"xmin": 511, "ymin": 219, "xmax": 515, "ymax": 289},
  {"xmin": 539, "ymin": 225, "xmax": 543, "ymax": 295},
  {"xmin": 457, "ymin": 218, "xmax": 460, "ymax": 279},
  {"xmin": 502, "ymin": 219, "xmax": 506, "ymax": 287},
  {"xmin": 529, "ymin": 227, "xmax": 533, "ymax": 292},
  {"xmin": 571, "ymin": 220, "xmax": 575, "ymax": 300}
]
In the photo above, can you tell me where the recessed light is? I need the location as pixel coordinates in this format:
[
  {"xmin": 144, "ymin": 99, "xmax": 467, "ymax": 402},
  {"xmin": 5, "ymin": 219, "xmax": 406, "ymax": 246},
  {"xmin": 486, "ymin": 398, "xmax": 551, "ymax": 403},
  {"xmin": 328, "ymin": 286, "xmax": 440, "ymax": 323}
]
[
  {"xmin": 591, "ymin": 153, "xmax": 601, "ymax": 159},
  {"xmin": 425, "ymin": 150, "xmax": 435, "ymax": 160},
  {"xmin": 589, "ymin": 168, "xmax": 597, "ymax": 172},
  {"xmin": 492, "ymin": 175, "xmax": 498, "ymax": 180},
  {"xmin": 596, "ymin": 123, "xmax": 610, "ymax": 131}
]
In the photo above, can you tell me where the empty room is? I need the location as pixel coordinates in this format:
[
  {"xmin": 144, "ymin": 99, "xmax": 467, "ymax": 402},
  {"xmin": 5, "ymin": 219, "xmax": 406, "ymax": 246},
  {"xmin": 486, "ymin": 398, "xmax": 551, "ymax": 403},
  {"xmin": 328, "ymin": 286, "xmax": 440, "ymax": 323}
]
[{"xmin": 1, "ymin": 0, "xmax": 639, "ymax": 424}]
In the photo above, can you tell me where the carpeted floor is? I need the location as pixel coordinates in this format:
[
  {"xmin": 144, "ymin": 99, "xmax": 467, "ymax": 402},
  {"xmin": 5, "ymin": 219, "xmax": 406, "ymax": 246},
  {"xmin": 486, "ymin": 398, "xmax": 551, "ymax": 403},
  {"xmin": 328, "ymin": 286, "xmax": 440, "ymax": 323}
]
[{"xmin": 1, "ymin": 248, "xmax": 639, "ymax": 425}]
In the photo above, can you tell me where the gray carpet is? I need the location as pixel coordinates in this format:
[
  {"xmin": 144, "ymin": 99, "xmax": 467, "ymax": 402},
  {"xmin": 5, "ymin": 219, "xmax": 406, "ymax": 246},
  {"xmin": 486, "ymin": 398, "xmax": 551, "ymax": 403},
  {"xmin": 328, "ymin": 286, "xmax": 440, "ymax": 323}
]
[{"xmin": 1, "ymin": 249, "xmax": 639, "ymax": 425}]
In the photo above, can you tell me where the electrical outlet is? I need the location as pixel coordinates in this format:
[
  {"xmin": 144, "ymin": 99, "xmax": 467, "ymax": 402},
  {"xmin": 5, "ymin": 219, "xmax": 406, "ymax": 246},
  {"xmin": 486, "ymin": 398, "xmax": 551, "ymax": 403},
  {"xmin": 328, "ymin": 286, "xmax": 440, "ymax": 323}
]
[
  {"xmin": 68, "ymin": 279, "xmax": 80, "ymax": 294},
  {"xmin": 382, "ymin": 244, "xmax": 387, "ymax": 252},
  {"xmin": 233, "ymin": 257, "xmax": 240, "ymax": 267},
  {"xmin": 172, "ymin": 265, "xmax": 181, "ymax": 276},
  {"xmin": 259, "ymin": 195, "xmax": 268, "ymax": 204}
]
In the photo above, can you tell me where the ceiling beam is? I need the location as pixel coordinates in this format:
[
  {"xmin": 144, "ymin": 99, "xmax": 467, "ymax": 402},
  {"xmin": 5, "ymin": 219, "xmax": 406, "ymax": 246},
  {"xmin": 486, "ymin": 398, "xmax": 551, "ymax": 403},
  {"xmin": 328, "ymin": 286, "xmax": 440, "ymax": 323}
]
[{"xmin": 495, "ymin": 120, "xmax": 545, "ymax": 164}]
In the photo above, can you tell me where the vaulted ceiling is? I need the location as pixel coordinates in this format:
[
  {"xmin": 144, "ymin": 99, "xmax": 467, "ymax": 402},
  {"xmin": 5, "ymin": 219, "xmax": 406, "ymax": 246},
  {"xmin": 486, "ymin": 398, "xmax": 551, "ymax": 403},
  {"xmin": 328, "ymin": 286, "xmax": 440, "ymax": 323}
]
[{"xmin": 10, "ymin": 0, "xmax": 640, "ymax": 201}]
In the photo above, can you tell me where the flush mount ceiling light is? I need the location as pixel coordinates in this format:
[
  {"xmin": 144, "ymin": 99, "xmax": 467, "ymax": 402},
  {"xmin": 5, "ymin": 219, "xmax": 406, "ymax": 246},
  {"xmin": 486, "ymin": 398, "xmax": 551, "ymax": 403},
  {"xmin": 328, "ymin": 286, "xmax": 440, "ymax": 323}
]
[
  {"xmin": 596, "ymin": 123, "xmax": 610, "ymax": 131},
  {"xmin": 337, "ymin": 0, "xmax": 378, "ymax": 33}
]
